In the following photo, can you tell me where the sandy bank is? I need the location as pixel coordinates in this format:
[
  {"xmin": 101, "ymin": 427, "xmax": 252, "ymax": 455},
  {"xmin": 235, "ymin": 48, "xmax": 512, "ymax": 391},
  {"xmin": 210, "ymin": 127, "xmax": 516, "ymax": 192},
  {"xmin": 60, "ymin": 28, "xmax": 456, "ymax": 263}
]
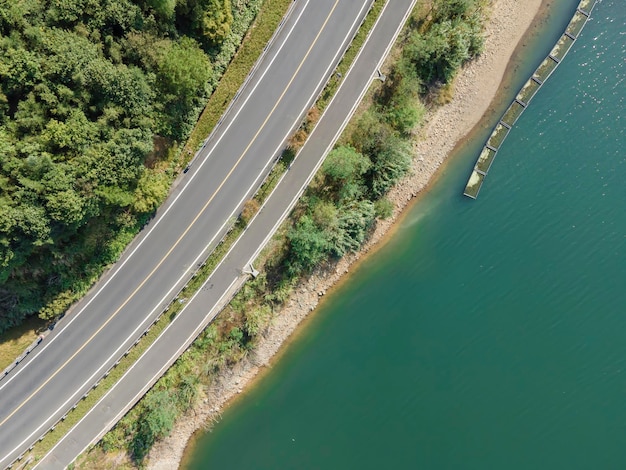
[{"xmin": 147, "ymin": 0, "xmax": 545, "ymax": 467}]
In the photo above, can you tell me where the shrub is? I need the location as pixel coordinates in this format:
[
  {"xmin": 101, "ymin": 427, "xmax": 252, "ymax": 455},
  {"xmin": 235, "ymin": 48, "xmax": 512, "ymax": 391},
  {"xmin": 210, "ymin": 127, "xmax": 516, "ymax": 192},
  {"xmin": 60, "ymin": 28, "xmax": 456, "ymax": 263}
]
[
  {"xmin": 240, "ymin": 199, "xmax": 260, "ymax": 226},
  {"xmin": 131, "ymin": 390, "xmax": 177, "ymax": 462},
  {"xmin": 286, "ymin": 215, "xmax": 332, "ymax": 276},
  {"xmin": 374, "ymin": 197, "xmax": 394, "ymax": 219}
]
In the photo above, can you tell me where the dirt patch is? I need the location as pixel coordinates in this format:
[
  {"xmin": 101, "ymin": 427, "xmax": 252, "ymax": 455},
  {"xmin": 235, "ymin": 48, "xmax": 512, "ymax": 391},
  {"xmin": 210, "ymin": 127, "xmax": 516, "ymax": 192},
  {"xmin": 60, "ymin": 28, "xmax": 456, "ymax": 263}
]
[{"xmin": 144, "ymin": 136, "xmax": 172, "ymax": 169}]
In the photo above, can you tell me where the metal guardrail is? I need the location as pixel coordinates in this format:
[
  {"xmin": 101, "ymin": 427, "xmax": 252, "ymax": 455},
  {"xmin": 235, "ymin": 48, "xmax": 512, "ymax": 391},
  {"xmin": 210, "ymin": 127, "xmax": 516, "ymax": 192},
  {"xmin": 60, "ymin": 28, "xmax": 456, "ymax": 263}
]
[{"xmin": 1, "ymin": 335, "xmax": 44, "ymax": 383}]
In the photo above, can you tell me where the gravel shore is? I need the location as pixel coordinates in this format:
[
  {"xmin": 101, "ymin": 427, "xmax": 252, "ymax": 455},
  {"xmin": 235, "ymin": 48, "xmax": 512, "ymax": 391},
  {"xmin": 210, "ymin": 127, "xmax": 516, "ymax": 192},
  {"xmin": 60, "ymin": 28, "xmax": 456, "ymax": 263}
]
[{"xmin": 147, "ymin": 0, "xmax": 546, "ymax": 467}]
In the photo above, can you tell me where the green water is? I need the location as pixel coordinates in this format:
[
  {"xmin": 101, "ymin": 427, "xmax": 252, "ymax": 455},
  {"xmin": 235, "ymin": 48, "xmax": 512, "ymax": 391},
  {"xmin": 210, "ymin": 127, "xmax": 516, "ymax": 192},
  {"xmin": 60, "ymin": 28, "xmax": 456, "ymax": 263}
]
[{"xmin": 187, "ymin": 1, "xmax": 625, "ymax": 468}]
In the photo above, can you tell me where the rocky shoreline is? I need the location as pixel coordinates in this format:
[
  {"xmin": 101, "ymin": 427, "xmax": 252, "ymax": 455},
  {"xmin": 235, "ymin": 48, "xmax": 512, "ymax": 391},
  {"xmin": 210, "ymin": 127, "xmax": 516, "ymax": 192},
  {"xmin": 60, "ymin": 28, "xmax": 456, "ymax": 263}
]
[{"xmin": 147, "ymin": 0, "xmax": 546, "ymax": 467}]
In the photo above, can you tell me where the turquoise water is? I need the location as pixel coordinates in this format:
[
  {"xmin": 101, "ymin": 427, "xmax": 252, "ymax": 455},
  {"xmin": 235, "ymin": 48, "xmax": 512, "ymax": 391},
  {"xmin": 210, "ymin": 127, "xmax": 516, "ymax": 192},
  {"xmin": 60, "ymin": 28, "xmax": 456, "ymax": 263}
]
[{"xmin": 187, "ymin": 1, "xmax": 625, "ymax": 468}]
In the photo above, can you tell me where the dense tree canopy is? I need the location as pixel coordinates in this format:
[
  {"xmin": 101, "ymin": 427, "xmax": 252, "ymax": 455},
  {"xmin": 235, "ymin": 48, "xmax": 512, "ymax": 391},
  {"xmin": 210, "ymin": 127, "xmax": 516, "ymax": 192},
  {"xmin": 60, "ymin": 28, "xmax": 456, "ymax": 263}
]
[{"xmin": 0, "ymin": 0, "xmax": 236, "ymax": 332}]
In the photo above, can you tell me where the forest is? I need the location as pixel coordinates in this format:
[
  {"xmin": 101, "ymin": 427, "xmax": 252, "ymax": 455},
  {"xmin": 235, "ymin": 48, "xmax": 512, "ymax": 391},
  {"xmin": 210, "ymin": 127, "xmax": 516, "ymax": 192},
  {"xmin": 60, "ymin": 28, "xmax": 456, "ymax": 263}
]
[{"xmin": 0, "ymin": 0, "xmax": 239, "ymax": 332}]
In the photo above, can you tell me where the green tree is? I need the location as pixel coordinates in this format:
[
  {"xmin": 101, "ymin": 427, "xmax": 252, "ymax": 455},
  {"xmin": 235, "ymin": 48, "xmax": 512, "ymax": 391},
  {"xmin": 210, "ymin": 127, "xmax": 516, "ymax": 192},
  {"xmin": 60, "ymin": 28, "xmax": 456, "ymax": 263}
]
[
  {"xmin": 350, "ymin": 109, "xmax": 393, "ymax": 157},
  {"xmin": 321, "ymin": 145, "xmax": 370, "ymax": 201},
  {"xmin": 12, "ymin": 93, "xmax": 47, "ymax": 134},
  {"xmin": 286, "ymin": 215, "xmax": 332, "ymax": 276},
  {"xmin": 0, "ymin": 47, "xmax": 41, "ymax": 99},
  {"xmin": 146, "ymin": 0, "xmax": 177, "ymax": 19},
  {"xmin": 202, "ymin": 0, "xmax": 233, "ymax": 46},
  {"xmin": 132, "ymin": 390, "xmax": 177, "ymax": 462},
  {"xmin": 42, "ymin": 109, "xmax": 97, "ymax": 156},
  {"xmin": 155, "ymin": 36, "xmax": 212, "ymax": 137},
  {"xmin": 384, "ymin": 98, "xmax": 425, "ymax": 135},
  {"xmin": 322, "ymin": 145, "xmax": 370, "ymax": 185},
  {"xmin": 40, "ymin": 28, "xmax": 101, "ymax": 83},
  {"xmin": 85, "ymin": 59, "xmax": 155, "ymax": 121},
  {"xmin": 13, "ymin": 203, "xmax": 51, "ymax": 245},
  {"xmin": 46, "ymin": 189, "xmax": 86, "ymax": 225}
]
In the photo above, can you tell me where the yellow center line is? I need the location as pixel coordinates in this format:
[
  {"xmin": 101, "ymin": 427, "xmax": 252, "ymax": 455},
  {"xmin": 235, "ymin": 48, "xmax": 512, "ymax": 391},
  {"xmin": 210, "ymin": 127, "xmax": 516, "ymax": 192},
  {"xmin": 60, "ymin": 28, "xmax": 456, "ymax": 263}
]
[{"xmin": 0, "ymin": 0, "xmax": 340, "ymax": 429}]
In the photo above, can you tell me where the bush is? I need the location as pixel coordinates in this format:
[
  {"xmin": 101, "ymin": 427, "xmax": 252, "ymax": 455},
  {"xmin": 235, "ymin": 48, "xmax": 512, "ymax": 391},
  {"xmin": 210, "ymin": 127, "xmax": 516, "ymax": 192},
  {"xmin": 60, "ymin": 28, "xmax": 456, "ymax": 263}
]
[
  {"xmin": 384, "ymin": 99, "xmax": 426, "ymax": 135},
  {"xmin": 132, "ymin": 390, "xmax": 177, "ymax": 462},
  {"xmin": 404, "ymin": 7, "xmax": 485, "ymax": 85},
  {"xmin": 244, "ymin": 304, "xmax": 272, "ymax": 337},
  {"xmin": 374, "ymin": 197, "xmax": 394, "ymax": 219},
  {"xmin": 368, "ymin": 134, "xmax": 413, "ymax": 198},
  {"xmin": 240, "ymin": 199, "xmax": 260, "ymax": 226},
  {"xmin": 286, "ymin": 215, "xmax": 332, "ymax": 276},
  {"xmin": 331, "ymin": 200, "xmax": 375, "ymax": 256}
]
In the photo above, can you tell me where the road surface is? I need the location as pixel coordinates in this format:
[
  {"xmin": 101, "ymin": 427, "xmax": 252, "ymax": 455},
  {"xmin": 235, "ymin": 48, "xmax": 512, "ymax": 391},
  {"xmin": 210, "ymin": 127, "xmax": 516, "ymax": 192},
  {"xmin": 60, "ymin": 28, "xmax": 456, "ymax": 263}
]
[
  {"xmin": 0, "ymin": 1, "xmax": 375, "ymax": 466},
  {"xmin": 35, "ymin": 0, "xmax": 417, "ymax": 467}
]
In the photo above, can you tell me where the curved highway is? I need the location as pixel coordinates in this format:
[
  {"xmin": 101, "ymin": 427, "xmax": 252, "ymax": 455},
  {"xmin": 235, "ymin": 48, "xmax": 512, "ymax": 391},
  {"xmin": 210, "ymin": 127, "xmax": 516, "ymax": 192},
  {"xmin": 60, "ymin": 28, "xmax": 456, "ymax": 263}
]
[{"xmin": 0, "ymin": 1, "xmax": 376, "ymax": 466}]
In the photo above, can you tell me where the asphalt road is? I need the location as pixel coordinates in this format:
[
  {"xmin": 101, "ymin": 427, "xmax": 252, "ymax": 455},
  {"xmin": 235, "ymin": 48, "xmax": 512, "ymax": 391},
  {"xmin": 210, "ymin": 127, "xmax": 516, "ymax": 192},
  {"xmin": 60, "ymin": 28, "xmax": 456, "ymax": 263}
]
[
  {"xmin": 0, "ymin": 1, "xmax": 376, "ymax": 466},
  {"xmin": 0, "ymin": 0, "xmax": 420, "ymax": 467},
  {"xmin": 33, "ymin": 1, "xmax": 418, "ymax": 467}
]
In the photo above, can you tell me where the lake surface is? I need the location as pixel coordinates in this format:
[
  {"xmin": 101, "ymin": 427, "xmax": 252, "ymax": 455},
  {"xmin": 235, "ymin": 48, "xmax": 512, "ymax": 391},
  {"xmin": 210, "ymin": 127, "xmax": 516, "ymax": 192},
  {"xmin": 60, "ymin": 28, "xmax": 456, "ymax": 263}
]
[{"xmin": 186, "ymin": 1, "xmax": 625, "ymax": 468}]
